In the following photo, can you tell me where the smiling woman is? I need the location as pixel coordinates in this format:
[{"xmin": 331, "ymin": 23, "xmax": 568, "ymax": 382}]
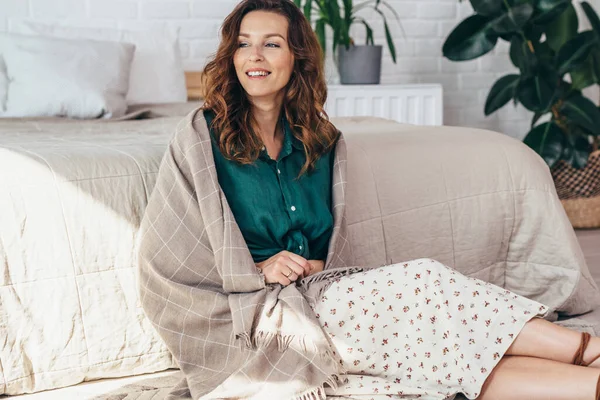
[
  {"xmin": 137, "ymin": 1, "xmax": 600, "ymax": 400},
  {"xmin": 201, "ymin": 0, "xmax": 338, "ymax": 177}
]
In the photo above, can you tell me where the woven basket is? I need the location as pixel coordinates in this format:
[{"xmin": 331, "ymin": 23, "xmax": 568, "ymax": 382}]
[{"xmin": 551, "ymin": 150, "xmax": 600, "ymax": 229}]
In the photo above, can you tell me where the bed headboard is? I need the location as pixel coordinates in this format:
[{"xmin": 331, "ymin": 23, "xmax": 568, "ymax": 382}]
[{"xmin": 185, "ymin": 71, "xmax": 205, "ymax": 101}]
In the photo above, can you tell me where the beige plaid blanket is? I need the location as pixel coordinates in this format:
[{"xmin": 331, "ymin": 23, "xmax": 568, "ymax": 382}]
[{"xmin": 137, "ymin": 108, "xmax": 361, "ymax": 400}]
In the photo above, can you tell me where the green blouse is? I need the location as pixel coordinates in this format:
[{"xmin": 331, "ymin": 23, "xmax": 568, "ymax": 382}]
[{"xmin": 204, "ymin": 109, "xmax": 334, "ymax": 263}]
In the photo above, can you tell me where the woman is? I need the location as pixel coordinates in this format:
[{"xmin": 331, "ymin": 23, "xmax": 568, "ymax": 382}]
[{"xmin": 138, "ymin": 1, "xmax": 600, "ymax": 399}]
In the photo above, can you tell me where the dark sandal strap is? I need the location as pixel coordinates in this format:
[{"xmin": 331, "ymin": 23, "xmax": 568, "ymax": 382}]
[{"xmin": 573, "ymin": 332, "xmax": 592, "ymax": 366}]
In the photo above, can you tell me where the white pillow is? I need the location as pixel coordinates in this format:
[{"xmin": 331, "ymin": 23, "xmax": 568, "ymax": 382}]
[
  {"xmin": 1, "ymin": 33, "xmax": 135, "ymax": 119},
  {"xmin": 17, "ymin": 22, "xmax": 187, "ymax": 105}
]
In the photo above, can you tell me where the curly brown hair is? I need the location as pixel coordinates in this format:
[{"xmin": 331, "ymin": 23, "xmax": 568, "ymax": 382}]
[{"xmin": 202, "ymin": 0, "xmax": 339, "ymax": 177}]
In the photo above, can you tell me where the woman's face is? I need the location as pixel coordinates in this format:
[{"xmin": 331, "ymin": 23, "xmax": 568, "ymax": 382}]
[{"xmin": 233, "ymin": 11, "xmax": 295, "ymax": 104}]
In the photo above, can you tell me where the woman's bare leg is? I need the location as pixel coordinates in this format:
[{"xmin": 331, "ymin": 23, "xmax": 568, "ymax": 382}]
[
  {"xmin": 478, "ymin": 356, "xmax": 600, "ymax": 400},
  {"xmin": 506, "ymin": 318, "xmax": 600, "ymax": 366}
]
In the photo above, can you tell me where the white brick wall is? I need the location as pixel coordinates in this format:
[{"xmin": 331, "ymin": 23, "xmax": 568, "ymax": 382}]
[{"xmin": 1, "ymin": 0, "xmax": 599, "ymax": 139}]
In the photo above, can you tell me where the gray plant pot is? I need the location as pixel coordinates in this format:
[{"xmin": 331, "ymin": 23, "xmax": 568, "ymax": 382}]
[{"xmin": 337, "ymin": 45, "xmax": 383, "ymax": 84}]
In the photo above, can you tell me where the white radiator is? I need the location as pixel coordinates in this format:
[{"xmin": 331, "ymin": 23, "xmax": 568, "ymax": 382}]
[{"xmin": 325, "ymin": 84, "xmax": 443, "ymax": 126}]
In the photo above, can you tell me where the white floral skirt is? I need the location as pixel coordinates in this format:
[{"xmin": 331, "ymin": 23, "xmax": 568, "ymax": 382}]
[{"xmin": 311, "ymin": 258, "xmax": 548, "ymax": 400}]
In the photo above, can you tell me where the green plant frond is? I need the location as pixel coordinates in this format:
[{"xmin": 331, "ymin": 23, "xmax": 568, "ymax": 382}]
[
  {"xmin": 315, "ymin": 18, "xmax": 327, "ymax": 55},
  {"xmin": 342, "ymin": 0, "xmax": 353, "ymax": 21},
  {"xmin": 377, "ymin": 0, "xmax": 406, "ymax": 38},
  {"xmin": 303, "ymin": 0, "xmax": 314, "ymax": 21},
  {"xmin": 352, "ymin": 0, "xmax": 376, "ymax": 14},
  {"xmin": 378, "ymin": 0, "xmax": 401, "ymax": 22},
  {"xmin": 371, "ymin": 6, "xmax": 397, "ymax": 63},
  {"xmin": 355, "ymin": 17, "xmax": 375, "ymax": 45},
  {"xmin": 313, "ymin": 0, "xmax": 326, "ymax": 14}
]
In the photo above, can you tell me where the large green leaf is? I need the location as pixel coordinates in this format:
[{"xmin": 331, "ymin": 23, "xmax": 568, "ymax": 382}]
[
  {"xmin": 545, "ymin": 3, "xmax": 578, "ymax": 52},
  {"xmin": 517, "ymin": 74, "xmax": 556, "ymax": 112},
  {"xmin": 531, "ymin": 0, "xmax": 570, "ymax": 24},
  {"xmin": 535, "ymin": 0, "xmax": 570, "ymax": 14},
  {"xmin": 563, "ymin": 130, "xmax": 592, "ymax": 168},
  {"xmin": 533, "ymin": 40, "xmax": 555, "ymax": 64},
  {"xmin": 523, "ymin": 121, "xmax": 564, "ymax": 166},
  {"xmin": 570, "ymin": 49, "xmax": 600, "ymax": 90},
  {"xmin": 509, "ymin": 35, "xmax": 538, "ymax": 74},
  {"xmin": 581, "ymin": 1, "xmax": 600, "ymax": 38},
  {"xmin": 556, "ymin": 31, "xmax": 597, "ymax": 75},
  {"xmin": 560, "ymin": 93, "xmax": 600, "ymax": 135},
  {"xmin": 490, "ymin": 3, "xmax": 534, "ymax": 34},
  {"xmin": 485, "ymin": 74, "xmax": 520, "ymax": 115},
  {"xmin": 470, "ymin": 0, "xmax": 504, "ymax": 17},
  {"xmin": 443, "ymin": 15, "xmax": 499, "ymax": 61}
]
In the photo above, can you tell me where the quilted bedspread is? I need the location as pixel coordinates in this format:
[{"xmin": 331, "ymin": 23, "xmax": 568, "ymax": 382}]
[{"xmin": 0, "ymin": 111, "xmax": 190, "ymax": 395}]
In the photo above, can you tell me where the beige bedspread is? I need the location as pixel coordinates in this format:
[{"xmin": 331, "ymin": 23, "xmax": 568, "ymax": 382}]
[{"xmin": 0, "ymin": 104, "xmax": 200, "ymax": 395}]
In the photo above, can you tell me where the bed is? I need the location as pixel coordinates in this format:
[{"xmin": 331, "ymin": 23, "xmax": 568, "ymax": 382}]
[
  {"xmin": 2, "ymin": 68, "xmax": 599, "ymax": 399},
  {"xmin": 0, "ymin": 101, "xmax": 204, "ymax": 398}
]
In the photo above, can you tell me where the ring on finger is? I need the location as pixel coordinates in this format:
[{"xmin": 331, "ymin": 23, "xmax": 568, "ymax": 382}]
[{"xmin": 285, "ymin": 268, "xmax": 293, "ymax": 278}]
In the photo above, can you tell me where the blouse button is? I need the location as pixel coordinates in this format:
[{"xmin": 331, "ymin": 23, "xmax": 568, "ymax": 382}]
[
  {"xmin": 299, "ymin": 245, "xmax": 303, "ymax": 250},
  {"xmin": 277, "ymin": 169, "xmax": 281, "ymax": 174},
  {"xmin": 290, "ymin": 206, "xmax": 296, "ymax": 211}
]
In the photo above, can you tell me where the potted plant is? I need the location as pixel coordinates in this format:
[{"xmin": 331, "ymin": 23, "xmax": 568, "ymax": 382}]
[
  {"xmin": 442, "ymin": 0, "xmax": 600, "ymax": 228},
  {"xmin": 293, "ymin": 0, "xmax": 401, "ymax": 84}
]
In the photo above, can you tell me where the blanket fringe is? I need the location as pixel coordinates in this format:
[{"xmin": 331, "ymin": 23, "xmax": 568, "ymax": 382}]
[
  {"xmin": 299, "ymin": 266, "xmax": 363, "ymax": 304},
  {"xmin": 299, "ymin": 266, "xmax": 363, "ymax": 290},
  {"xmin": 291, "ymin": 373, "xmax": 343, "ymax": 400},
  {"xmin": 291, "ymin": 385, "xmax": 327, "ymax": 400},
  {"xmin": 237, "ymin": 331, "xmax": 347, "ymax": 375},
  {"xmin": 238, "ymin": 331, "xmax": 331, "ymax": 356},
  {"xmin": 244, "ymin": 330, "xmax": 341, "ymax": 357}
]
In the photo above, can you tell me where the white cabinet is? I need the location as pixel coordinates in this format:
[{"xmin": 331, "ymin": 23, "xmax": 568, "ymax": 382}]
[{"xmin": 325, "ymin": 84, "xmax": 443, "ymax": 126}]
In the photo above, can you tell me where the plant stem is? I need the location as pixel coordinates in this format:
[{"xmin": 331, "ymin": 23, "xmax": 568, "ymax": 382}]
[{"xmin": 551, "ymin": 101, "xmax": 568, "ymax": 133}]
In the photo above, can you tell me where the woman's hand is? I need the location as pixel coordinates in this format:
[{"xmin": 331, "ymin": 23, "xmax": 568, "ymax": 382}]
[
  {"xmin": 256, "ymin": 251, "xmax": 312, "ymax": 286},
  {"xmin": 307, "ymin": 260, "xmax": 324, "ymax": 276}
]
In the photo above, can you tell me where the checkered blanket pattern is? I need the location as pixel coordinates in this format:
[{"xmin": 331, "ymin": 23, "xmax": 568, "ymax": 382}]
[{"xmin": 137, "ymin": 108, "xmax": 357, "ymax": 400}]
